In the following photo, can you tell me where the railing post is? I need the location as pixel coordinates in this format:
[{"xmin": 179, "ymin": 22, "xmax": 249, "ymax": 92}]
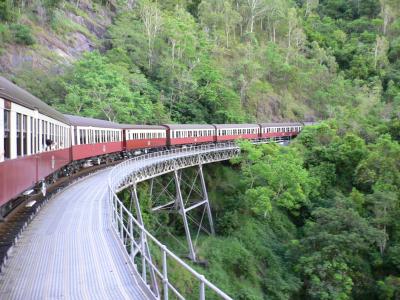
[
  {"xmin": 141, "ymin": 232, "xmax": 147, "ymax": 282},
  {"xmin": 200, "ymin": 276, "xmax": 206, "ymax": 300},
  {"xmin": 119, "ymin": 201, "xmax": 123, "ymax": 240},
  {"xmin": 162, "ymin": 245, "xmax": 168, "ymax": 300},
  {"xmin": 132, "ymin": 185, "xmax": 160, "ymax": 297},
  {"xmin": 129, "ymin": 216, "xmax": 134, "ymax": 258}
]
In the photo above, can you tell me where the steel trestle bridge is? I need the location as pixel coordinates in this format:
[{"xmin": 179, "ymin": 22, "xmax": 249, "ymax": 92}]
[{"xmin": 109, "ymin": 143, "xmax": 241, "ymax": 300}]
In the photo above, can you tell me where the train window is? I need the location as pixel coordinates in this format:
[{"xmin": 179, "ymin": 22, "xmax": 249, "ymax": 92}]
[
  {"xmin": 63, "ymin": 126, "xmax": 66, "ymax": 147},
  {"xmin": 74, "ymin": 128, "xmax": 78, "ymax": 145},
  {"xmin": 16, "ymin": 113, "xmax": 22, "ymax": 156},
  {"xmin": 50, "ymin": 123, "xmax": 54, "ymax": 145},
  {"xmin": 36, "ymin": 119, "xmax": 39, "ymax": 152},
  {"xmin": 4, "ymin": 109, "xmax": 10, "ymax": 159},
  {"xmin": 42, "ymin": 121, "xmax": 46, "ymax": 150},
  {"xmin": 30, "ymin": 118, "xmax": 33, "ymax": 154},
  {"xmin": 56, "ymin": 125, "xmax": 60, "ymax": 148},
  {"xmin": 23, "ymin": 115, "xmax": 27, "ymax": 155},
  {"xmin": 79, "ymin": 129, "xmax": 84, "ymax": 145}
]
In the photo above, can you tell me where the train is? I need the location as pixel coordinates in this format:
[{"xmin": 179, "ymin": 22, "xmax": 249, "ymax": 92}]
[{"xmin": 0, "ymin": 76, "xmax": 304, "ymax": 217}]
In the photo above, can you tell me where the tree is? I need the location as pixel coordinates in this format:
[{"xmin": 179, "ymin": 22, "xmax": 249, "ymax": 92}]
[
  {"xmin": 356, "ymin": 134, "xmax": 400, "ymax": 192},
  {"xmin": 138, "ymin": 0, "xmax": 162, "ymax": 70},
  {"xmin": 235, "ymin": 141, "xmax": 314, "ymax": 216},
  {"xmin": 264, "ymin": 0, "xmax": 287, "ymax": 42},
  {"xmin": 62, "ymin": 51, "xmax": 154, "ymax": 123},
  {"xmin": 296, "ymin": 202, "xmax": 380, "ymax": 300},
  {"xmin": 198, "ymin": 0, "xmax": 242, "ymax": 47},
  {"xmin": 286, "ymin": 8, "xmax": 305, "ymax": 63},
  {"xmin": 304, "ymin": 0, "xmax": 319, "ymax": 18},
  {"xmin": 367, "ymin": 187, "xmax": 397, "ymax": 255},
  {"xmin": 242, "ymin": 0, "xmax": 268, "ymax": 33},
  {"xmin": 374, "ymin": 35, "xmax": 389, "ymax": 69}
]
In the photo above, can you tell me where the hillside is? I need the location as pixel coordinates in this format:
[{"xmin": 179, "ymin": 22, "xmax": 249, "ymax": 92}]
[{"xmin": 2, "ymin": 0, "xmax": 398, "ymax": 124}]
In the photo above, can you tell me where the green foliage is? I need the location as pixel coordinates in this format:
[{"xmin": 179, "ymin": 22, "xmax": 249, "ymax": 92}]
[
  {"xmin": 9, "ymin": 24, "xmax": 35, "ymax": 45},
  {"xmin": 59, "ymin": 51, "xmax": 160, "ymax": 123},
  {"xmin": 296, "ymin": 201, "xmax": 380, "ymax": 299},
  {"xmin": 0, "ymin": 0, "xmax": 15, "ymax": 22},
  {"xmin": 237, "ymin": 141, "xmax": 314, "ymax": 216}
]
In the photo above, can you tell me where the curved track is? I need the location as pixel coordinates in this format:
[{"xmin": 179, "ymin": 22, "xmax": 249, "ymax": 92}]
[{"xmin": 0, "ymin": 169, "xmax": 152, "ymax": 300}]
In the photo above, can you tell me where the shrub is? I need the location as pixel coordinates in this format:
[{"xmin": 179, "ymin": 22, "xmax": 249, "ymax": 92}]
[
  {"xmin": 0, "ymin": 0, "xmax": 14, "ymax": 22},
  {"xmin": 0, "ymin": 24, "xmax": 11, "ymax": 44},
  {"xmin": 10, "ymin": 24, "xmax": 35, "ymax": 45}
]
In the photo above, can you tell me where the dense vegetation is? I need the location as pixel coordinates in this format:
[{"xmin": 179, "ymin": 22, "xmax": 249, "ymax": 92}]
[
  {"xmin": 1, "ymin": 0, "xmax": 400, "ymax": 299},
  {"xmin": 2, "ymin": 0, "xmax": 399, "ymax": 123}
]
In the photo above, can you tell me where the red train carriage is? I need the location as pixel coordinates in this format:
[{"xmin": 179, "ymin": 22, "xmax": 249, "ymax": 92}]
[
  {"xmin": 123, "ymin": 125, "xmax": 167, "ymax": 151},
  {"xmin": 259, "ymin": 123, "xmax": 303, "ymax": 139},
  {"xmin": 0, "ymin": 77, "xmax": 71, "ymax": 212},
  {"xmin": 164, "ymin": 124, "xmax": 215, "ymax": 146},
  {"xmin": 214, "ymin": 124, "xmax": 260, "ymax": 142},
  {"xmin": 64, "ymin": 115, "xmax": 123, "ymax": 161}
]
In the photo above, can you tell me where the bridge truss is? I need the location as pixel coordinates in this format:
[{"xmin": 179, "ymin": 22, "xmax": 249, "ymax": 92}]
[{"xmin": 109, "ymin": 143, "xmax": 241, "ymax": 299}]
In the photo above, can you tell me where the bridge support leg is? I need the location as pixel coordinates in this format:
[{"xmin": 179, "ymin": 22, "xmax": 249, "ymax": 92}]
[
  {"xmin": 174, "ymin": 169, "xmax": 197, "ymax": 261},
  {"xmin": 199, "ymin": 164, "xmax": 215, "ymax": 236},
  {"xmin": 131, "ymin": 185, "xmax": 160, "ymax": 298},
  {"xmin": 172, "ymin": 164, "xmax": 215, "ymax": 261}
]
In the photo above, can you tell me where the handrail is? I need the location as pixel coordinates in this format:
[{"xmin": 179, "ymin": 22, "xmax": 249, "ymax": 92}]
[{"xmin": 108, "ymin": 143, "xmax": 242, "ymax": 299}]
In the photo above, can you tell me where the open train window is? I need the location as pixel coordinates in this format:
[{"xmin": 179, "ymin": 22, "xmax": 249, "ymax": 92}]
[
  {"xmin": 4, "ymin": 109, "xmax": 10, "ymax": 159},
  {"xmin": 74, "ymin": 128, "xmax": 78, "ymax": 145},
  {"xmin": 42, "ymin": 121, "xmax": 47, "ymax": 150},
  {"xmin": 30, "ymin": 118, "xmax": 34, "ymax": 154},
  {"xmin": 22, "ymin": 115, "xmax": 27, "ymax": 155},
  {"xmin": 16, "ymin": 113, "xmax": 22, "ymax": 156}
]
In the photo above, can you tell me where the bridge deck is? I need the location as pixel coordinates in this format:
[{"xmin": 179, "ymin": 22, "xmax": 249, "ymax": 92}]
[{"xmin": 0, "ymin": 169, "xmax": 151, "ymax": 300}]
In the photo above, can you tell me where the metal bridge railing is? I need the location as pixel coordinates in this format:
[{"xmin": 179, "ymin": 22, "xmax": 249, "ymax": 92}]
[{"xmin": 108, "ymin": 143, "xmax": 241, "ymax": 300}]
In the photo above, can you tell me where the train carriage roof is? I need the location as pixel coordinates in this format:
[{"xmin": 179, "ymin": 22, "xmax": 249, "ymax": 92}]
[
  {"xmin": 0, "ymin": 76, "xmax": 69, "ymax": 124},
  {"xmin": 213, "ymin": 124, "xmax": 260, "ymax": 129},
  {"xmin": 259, "ymin": 122, "xmax": 303, "ymax": 127},
  {"xmin": 120, "ymin": 124, "xmax": 167, "ymax": 130},
  {"xmin": 163, "ymin": 124, "xmax": 215, "ymax": 130},
  {"xmin": 64, "ymin": 114, "xmax": 122, "ymax": 129}
]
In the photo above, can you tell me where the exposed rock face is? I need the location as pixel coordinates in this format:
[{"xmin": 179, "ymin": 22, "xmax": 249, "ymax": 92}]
[{"xmin": 0, "ymin": 1, "xmax": 113, "ymax": 74}]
